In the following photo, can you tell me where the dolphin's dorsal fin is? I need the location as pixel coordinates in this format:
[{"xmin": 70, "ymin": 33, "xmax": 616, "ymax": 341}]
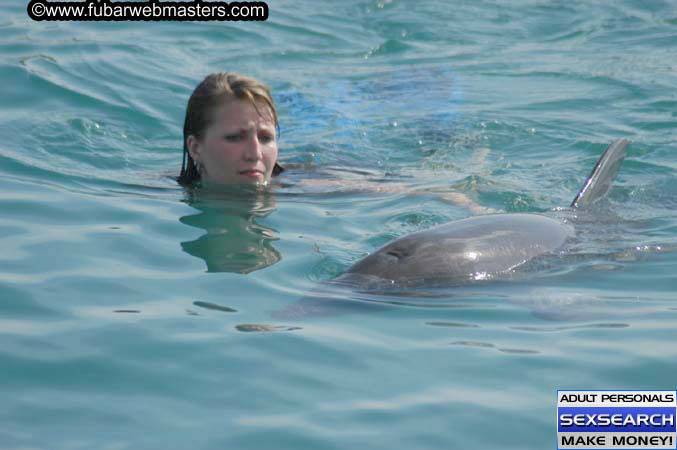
[{"xmin": 571, "ymin": 139, "xmax": 628, "ymax": 208}]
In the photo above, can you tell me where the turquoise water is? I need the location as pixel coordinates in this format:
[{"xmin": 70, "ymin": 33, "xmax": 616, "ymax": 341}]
[{"xmin": 1, "ymin": 1, "xmax": 677, "ymax": 448}]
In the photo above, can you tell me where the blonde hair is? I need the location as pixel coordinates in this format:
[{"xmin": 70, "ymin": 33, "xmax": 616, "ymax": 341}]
[{"xmin": 178, "ymin": 72, "xmax": 283, "ymax": 185}]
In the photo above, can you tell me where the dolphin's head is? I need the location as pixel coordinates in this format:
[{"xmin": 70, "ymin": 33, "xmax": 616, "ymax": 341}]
[
  {"xmin": 343, "ymin": 214, "xmax": 574, "ymax": 285},
  {"xmin": 345, "ymin": 245, "xmax": 405, "ymax": 279},
  {"xmin": 345, "ymin": 234, "xmax": 469, "ymax": 282}
]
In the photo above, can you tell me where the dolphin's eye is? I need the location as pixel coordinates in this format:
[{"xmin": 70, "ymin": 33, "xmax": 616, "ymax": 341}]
[{"xmin": 386, "ymin": 249, "xmax": 404, "ymax": 259}]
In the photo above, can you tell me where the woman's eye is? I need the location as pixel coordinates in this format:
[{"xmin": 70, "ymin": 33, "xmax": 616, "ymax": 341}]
[
  {"xmin": 225, "ymin": 134, "xmax": 241, "ymax": 142},
  {"xmin": 259, "ymin": 134, "xmax": 274, "ymax": 144}
]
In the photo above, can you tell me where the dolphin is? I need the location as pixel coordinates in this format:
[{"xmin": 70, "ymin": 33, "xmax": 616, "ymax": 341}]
[
  {"xmin": 273, "ymin": 139, "xmax": 628, "ymax": 319},
  {"xmin": 339, "ymin": 139, "xmax": 628, "ymax": 286}
]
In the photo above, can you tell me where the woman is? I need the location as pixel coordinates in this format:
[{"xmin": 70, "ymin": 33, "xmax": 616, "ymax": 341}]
[
  {"xmin": 178, "ymin": 72, "xmax": 494, "ymax": 214},
  {"xmin": 178, "ymin": 72, "xmax": 284, "ymax": 187}
]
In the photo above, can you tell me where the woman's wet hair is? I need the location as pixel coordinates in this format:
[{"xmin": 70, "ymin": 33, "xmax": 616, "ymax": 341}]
[{"xmin": 178, "ymin": 72, "xmax": 284, "ymax": 186}]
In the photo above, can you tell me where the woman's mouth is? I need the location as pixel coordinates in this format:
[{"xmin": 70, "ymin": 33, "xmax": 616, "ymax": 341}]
[{"xmin": 238, "ymin": 169, "xmax": 263, "ymax": 178}]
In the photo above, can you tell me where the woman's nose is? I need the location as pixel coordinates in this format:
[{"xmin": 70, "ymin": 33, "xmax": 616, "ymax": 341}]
[{"xmin": 243, "ymin": 134, "xmax": 263, "ymax": 161}]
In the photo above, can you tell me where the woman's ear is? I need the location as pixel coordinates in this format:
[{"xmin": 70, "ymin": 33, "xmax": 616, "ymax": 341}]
[{"xmin": 186, "ymin": 135, "xmax": 201, "ymax": 163}]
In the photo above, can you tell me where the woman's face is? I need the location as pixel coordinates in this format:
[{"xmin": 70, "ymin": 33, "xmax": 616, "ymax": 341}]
[{"xmin": 187, "ymin": 99, "xmax": 278, "ymax": 186}]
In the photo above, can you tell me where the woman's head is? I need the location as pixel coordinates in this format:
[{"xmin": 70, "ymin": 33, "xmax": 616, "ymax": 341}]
[{"xmin": 178, "ymin": 72, "xmax": 283, "ymax": 186}]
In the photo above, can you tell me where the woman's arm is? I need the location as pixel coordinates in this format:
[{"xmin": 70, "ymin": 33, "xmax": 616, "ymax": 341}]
[{"xmin": 293, "ymin": 175, "xmax": 498, "ymax": 214}]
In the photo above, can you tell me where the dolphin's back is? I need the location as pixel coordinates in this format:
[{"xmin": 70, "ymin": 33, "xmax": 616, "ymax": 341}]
[{"xmin": 346, "ymin": 214, "xmax": 573, "ymax": 283}]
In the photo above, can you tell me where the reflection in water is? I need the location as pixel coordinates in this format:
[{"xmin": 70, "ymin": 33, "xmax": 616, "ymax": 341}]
[
  {"xmin": 192, "ymin": 301, "xmax": 237, "ymax": 313},
  {"xmin": 449, "ymin": 341, "xmax": 539, "ymax": 355},
  {"xmin": 235, "ymin": 324, "xmax": 302, "ymax": 333},
  {"xmin": 426, "ymin": 321, "xmax": 480, "ymax": 328},
  {"xmin": 179, "ymin": 187, "xmax": 281, "ymax": 273}
]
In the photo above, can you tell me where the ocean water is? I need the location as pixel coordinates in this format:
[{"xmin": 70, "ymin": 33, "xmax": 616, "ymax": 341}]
[{"xmin": 1, "ymin": 1, "xmax": 676, "ymax": 449}]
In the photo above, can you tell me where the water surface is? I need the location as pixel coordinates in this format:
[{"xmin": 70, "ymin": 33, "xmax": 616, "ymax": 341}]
[{"xmin": 1, "ymin": 1, "xmax": 676, "ymax": 449}]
